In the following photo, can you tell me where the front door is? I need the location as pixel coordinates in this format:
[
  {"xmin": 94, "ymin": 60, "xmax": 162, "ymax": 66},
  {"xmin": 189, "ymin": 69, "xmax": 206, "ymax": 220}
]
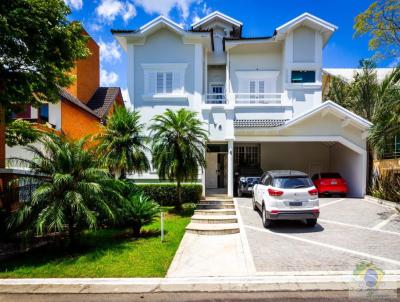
[{"xmin": 205, "ymin": 153, "xmax": 218, "ymax": 189}]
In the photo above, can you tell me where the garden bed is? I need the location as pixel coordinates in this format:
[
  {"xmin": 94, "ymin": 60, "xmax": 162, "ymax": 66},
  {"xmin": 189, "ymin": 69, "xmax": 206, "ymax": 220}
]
[{"xmin": 0, "ymin": 208, "xmax": 190, "ymax": 278}]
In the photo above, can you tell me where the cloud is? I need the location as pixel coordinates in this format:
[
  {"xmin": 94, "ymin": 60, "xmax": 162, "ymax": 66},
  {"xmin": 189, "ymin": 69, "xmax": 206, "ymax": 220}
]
[
  {"xmin": 100, "ymin": 68, "xmax": 119, "ymax": 86},
  {"xmin": 96, "ymin": 0, "xmax": 136, "ymax": 23},
  {"xmin": 121, "ymin": 88, "xmax": 132, "ymax": 109},
  {"xmin": 99, "ymin": 39, "xmax": 121, "ymax": 63},
  {"xmin": 134, "ymin": 0, "xmax": 198, "ymax": 20},
  {"xmin": 64, "ymin": 0, "xmax": 83, "ymax": 10},
  {"xmin": 89, "ymin": 23, "xmax": 102, "ymax": 32},
  {"xmin": 191, "ymin": 2, "xmax": 212, "ymax": 24}
]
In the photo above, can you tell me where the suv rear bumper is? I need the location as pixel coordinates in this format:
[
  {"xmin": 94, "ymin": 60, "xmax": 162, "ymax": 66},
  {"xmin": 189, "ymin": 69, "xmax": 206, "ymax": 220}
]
[{"xmin": 266, "ymin": 210, "xmax": 319, "ymax": 220}]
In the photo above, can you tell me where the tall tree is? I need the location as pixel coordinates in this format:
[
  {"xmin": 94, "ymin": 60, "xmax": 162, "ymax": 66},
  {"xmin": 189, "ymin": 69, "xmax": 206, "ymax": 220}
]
[
  {"xmin": 354, "ymin": 0, "xmax": 400, "ymax": 59},
  {"xmin": 149, "ymin": 109, "xmax": 208, "ymax": 212},
  {"xmin": 96, "ymin": 106, "xmax": 150, "ymax": 179},
  {"xmin": 9, "ymin": 134, "xmax": 121, "ymax": 247},
  {"xmin": 0, "ymin": 0, "xmax": 89, "ymax": 168}
]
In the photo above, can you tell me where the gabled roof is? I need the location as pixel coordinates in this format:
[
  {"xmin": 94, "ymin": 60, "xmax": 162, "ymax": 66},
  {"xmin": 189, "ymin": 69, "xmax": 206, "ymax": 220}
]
[
  {"xmin": 112, "ymin": 15, "xmax": 212, "ymax": 51},
  {"xmin": 283, "ymin": 100, "xmax": 372, "ymax": 130},
  {"xmin": 191, "ymin": 11, "xmax": 243, "ymax": 29},
  {"xmin": 275, "ymin": 13, "xmax": 337, "ymax": 45},
  {"xmin": 59, "ymin": 87, "xmax": 99, "ymax": 119},
  {"xmin": 87, "ymin": 87, "xmax": 121, "ymax": 118}
]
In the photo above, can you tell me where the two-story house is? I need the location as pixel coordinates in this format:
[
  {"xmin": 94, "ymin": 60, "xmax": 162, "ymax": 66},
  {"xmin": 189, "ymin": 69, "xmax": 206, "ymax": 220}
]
[{"xmin": 113, "ymin": 11, "xmax": 372, "ymax": 198}]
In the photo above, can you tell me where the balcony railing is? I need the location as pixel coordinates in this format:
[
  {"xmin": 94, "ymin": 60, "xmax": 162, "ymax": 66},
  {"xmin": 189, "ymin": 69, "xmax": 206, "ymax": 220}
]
[
  {"xmin": 204, "ymin": 93, "xmax": 227, "ymax": 104},
  {"xmin": 203, "ymin": 92, "xmax": 288, "ymax": 106},
  {"xmin": 234, "ymin": 93, "xmax": 283, "ymax": 104}
]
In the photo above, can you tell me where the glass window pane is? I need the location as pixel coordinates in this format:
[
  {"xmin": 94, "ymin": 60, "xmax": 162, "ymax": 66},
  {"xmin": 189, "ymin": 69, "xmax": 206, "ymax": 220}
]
[
  {"xmin": 291, "ymin": 71, "xmax": 315, "ymax": 83},
  {"xmin": 39, "ymin": 104, "xmax": 49, "ymax": 122},
  {"xmin": 156, "ymin": 72, "xmax": 164, "ymax": 93},
  {"xmin": 165, "ymin": 72, "xmax": 172, "ymax": 93}
]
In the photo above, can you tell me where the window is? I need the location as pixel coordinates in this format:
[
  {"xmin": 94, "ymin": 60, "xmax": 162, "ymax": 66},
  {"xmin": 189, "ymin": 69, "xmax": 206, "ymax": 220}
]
[
  {"xmin": 272, "ymin": 176, "xmax": 313, "ymax": 189},
  {"xmin": 234, "ymin": 144, "xmax": 260, "ymax": 167},
  {"xmin": 142, "ymin": 63, "xmax": 187, "ymax": 99},
  {"xmin": 38, "ymin": 104, "xmax": 49, "ymax": 122},
  {"xmin": 291, "ymin": 70, "xmax": 316, "ymax": 83}
]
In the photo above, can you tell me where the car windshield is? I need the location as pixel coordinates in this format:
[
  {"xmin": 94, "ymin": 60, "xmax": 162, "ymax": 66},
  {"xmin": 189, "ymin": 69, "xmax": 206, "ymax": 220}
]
[
  {"xmin": 320, "ymin": 173, "xmax": 341, "ymax": 179},
  {"xmin": 272, "ymin": 176, "xmax": 313, "ymax": 189},
  {"xmin": 246, "ymin": 177, "xmax": 260, "ymax": 183}
]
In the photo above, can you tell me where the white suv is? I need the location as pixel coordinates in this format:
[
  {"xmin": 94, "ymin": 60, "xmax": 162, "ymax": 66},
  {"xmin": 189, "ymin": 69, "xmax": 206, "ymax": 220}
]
[{"xmin": 252, "ymin": 170, "xmax": 319, "ymax": 228}]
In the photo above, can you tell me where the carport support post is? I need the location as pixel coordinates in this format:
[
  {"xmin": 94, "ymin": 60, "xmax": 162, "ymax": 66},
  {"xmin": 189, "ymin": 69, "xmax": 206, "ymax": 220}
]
[{"xmin": 227, "ymin": 140, "xmax": 234, "ymax": 197}]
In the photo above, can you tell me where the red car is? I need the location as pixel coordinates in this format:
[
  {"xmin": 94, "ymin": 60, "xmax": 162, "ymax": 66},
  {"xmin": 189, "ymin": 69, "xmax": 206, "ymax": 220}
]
[{"xmin": 312, "ymin": 173, "xmax": 347, "ymax": 197}]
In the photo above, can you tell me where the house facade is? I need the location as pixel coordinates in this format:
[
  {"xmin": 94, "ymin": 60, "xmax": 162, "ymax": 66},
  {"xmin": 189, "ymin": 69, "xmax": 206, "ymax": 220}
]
[{"xmin": 113, "ymin": 11, "xmax": 372, "ymax": 198}]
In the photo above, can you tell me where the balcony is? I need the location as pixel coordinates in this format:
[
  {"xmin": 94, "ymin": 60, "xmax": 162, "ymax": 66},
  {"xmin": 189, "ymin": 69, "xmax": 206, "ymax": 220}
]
[{"xmin": 203, "ymin": 92, "xmax": 289, "ymax": 106}]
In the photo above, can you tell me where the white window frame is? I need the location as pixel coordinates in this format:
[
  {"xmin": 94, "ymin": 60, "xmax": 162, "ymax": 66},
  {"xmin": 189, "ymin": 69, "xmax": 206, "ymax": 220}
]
[{"xmin": 142, "ymin": 63, "xmax": 188, "ymax": 100}]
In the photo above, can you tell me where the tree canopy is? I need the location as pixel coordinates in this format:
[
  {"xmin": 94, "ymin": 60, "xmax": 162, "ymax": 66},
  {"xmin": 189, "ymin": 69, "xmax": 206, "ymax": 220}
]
[{"xmin": 354, "ymin": 0, "xmax": 400, "ymax": 59}]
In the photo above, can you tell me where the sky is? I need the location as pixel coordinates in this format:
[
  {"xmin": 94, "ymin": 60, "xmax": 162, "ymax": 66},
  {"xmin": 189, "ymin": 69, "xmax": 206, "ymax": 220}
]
[{"xmin": 64, "ymin": 0, "xmax": 394, "ymax": 103}]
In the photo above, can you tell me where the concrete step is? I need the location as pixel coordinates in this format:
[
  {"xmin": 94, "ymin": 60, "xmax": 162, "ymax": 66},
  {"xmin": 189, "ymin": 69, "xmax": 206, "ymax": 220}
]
[
  {"xmin": 199, "ymin": 200, "xmax": 234, "ymax": 205},
  {"xmin": 194, "ymin": 209, "xmax": 237, "ymax": 216},
  {"xmin": 205, "ymin": 196, "xmax": 233, "ymax": 201},
  {"xmin": 191, "ymin": 214, "xmax": 238, "ymax": 224},
  {"xmin": 185, "ymin": 222, "xmax": 240, "ymax": 235},
  {"xmin": 196, "ymin": 203, "xmax": 235, "ymax": 210}
]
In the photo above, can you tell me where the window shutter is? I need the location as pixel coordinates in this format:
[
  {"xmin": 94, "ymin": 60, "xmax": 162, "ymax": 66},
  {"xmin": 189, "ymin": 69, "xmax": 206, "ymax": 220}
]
[{"xmin": 147, "ymin": 71, "xmax": 156, "ymax": 94}]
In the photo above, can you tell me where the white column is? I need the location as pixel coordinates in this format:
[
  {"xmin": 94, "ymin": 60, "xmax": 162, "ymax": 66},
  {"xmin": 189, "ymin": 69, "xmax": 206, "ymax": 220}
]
[
  {"xmin": 194, "ymin": 43, "xmax": 203, "ymax": 110},
  {"xmin": 227, "ymin": 140, "xmax": 234, "ymax": 197},
  {"xmin": 127, "ymin": 44, "xmax": 135, "ymax": 109}
]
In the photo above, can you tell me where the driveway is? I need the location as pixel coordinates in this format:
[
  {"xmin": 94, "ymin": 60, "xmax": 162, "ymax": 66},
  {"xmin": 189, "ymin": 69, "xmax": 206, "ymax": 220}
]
[{"xmin": 236, "ymin": 197, "xmax": 400, "ymax": 273}]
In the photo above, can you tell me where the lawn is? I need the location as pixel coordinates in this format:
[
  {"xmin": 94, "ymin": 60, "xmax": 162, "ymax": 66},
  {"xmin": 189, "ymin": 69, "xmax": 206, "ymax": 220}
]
[{"xmin": 0, "ymin": 208, "xmax": 190, "ymax": 278}]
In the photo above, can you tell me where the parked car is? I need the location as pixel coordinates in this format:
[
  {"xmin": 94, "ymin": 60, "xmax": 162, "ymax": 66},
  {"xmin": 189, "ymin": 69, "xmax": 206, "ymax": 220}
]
[
  {"xmin": 234, "ymin": 167, "xmax": 263, "ymax": 197},
  {"xmin": 252, "ymin": 170, "xmax": 319, "ymax": 228},
  {"xmin": 237, "ymin": 176, "xmax": 260, "ymax": 197},
  {"xmin": 312, "ymin": 172, "xmax": 348, "ymax": 197}
]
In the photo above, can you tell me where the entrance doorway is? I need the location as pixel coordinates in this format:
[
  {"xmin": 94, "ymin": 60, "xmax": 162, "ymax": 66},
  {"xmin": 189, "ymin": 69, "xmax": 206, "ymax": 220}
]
[{"xmin": 205, "ymin": 144, "xmax": 228, "ymax": 193}]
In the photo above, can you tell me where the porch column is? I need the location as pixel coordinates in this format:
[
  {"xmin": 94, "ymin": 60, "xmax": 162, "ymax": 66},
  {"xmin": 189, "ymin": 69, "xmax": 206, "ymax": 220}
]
[{"xmin": 227, "ymin": 140, "xmax": 234, "ymax": 197}]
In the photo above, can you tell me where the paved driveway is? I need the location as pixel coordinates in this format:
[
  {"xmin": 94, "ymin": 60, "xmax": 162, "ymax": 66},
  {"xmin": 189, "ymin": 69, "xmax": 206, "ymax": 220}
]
[{"xmin": 236, "ymin": 197, "xmax": 400, "ymax": 273}]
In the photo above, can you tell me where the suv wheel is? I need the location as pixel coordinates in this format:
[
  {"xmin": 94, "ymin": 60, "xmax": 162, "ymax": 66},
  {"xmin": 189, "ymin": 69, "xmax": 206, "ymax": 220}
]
[
  {"xmin": 306, "ymin": 219, "xmax": 317, "ymax": 227},
  {"xmin": 262, "ymin": 204, "xmax": 272, "ymax": 228}
]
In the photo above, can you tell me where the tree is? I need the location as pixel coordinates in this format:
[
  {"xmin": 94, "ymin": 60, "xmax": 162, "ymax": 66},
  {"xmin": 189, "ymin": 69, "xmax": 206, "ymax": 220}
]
[
  {"xmin": 354, "ymin": 0, "xmax": 400, "ymax": 59},
  {"xmin": 6, "ymin": 119, "xmax": 43, "ymax": 147},
  {"xmin": 0, "ymin": 0, "xmax": 89, "ymax": 168},
  {"xmin": 149, "ymin": 109, "xmax": 208, "ymax": 212},
  {"xmin": 326, "ymin": 60, "xmax": 400, "ymax": 186},
  {"xmin": 96, "ymin": 106, "xmax": 150, "ymax": 179},
  {"xmin": 9, "ymin": 134, "xmax": 120, "ymax": 247},
  {"xmin": 121, "ymin": 193, "xmax": 160, "ymax": 237}
]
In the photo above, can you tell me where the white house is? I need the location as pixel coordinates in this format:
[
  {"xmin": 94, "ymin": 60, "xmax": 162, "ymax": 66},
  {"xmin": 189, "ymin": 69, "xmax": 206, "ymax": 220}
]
[{"xmin": 112, "ymin": 11, "xmax": 372, "ymax": 198}]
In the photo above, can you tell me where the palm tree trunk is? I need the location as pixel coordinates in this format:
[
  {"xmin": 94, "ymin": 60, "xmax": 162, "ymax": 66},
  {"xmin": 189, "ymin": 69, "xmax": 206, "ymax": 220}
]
[
  {"xmin": 132, "ymin": 222, "xmax": 141, "ymax": 237},
  {"xmin": 176, "ymin": 179, "xmax": 182, "ymax": 212},
  {"xmin": 68, "ymin": 218, "xmax": 77, "ymax": 249},
  {"xmin": 0, "ymin": 103, "xmax": 6, "ymax": 169},
  {"xmin": 367, "ymin": 142, "xmax": 374, "ymax": 193}
]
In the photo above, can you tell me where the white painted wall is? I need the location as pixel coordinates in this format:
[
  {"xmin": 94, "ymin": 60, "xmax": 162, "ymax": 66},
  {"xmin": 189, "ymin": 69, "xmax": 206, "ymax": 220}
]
[
  {"xmin": 292, "ymin": 27, "xmax": 315, "ymax": 63},
  {"xmin": 49, "ymin": 102, "xmax": 61, "ymax": 130},
  {"xmin": 330, "ymin": 143, "xmax": 364, "ymax": 197},
  {"xmin": 6, "ymin": 142, "xmax": 45, "ymax": 168}
]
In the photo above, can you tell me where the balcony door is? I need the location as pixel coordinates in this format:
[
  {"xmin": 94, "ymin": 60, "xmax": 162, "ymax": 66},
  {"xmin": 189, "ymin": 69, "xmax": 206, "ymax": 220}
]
[{"xmin": 209, "ymin": 83, "xmax": 225, "ymax": 103}]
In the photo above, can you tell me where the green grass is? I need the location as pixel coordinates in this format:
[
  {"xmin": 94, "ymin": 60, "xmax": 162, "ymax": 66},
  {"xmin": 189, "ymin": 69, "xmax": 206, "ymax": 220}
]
[{"xmin": 0, "ymin": 208, "xmax": 190, "ymax": 278}]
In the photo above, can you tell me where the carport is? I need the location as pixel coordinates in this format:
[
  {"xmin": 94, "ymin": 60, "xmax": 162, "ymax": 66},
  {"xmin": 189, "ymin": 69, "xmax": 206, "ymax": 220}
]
[{"xmin": 231, "ymin": 101, "xmax": 372, "ymax": 198}]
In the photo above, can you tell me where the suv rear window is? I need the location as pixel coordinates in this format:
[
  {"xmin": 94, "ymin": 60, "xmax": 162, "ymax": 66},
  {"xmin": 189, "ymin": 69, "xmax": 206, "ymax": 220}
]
[
  {"xmin": 272, "ymin": 176, "xmax": 313, "ymax": 189},
  {"xmin": 320, "ymin": 173, "xmax": 341, "ymax": 179}
]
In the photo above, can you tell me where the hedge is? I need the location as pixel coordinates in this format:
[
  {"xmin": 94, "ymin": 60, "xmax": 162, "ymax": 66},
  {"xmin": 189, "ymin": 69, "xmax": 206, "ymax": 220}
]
[{"xmin": 133, "ymin": 183, "xmax": 202, "ymax": 206}]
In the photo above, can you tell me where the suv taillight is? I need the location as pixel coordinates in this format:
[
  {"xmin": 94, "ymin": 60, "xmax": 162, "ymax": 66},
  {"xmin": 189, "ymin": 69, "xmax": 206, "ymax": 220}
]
[
  {"xmin": 268, "ymin": 188, "xmax": 284, "ymax": 196},
  {"xmin": 308, "ymin": 188, "xmax": 318, "ymax": 196}
]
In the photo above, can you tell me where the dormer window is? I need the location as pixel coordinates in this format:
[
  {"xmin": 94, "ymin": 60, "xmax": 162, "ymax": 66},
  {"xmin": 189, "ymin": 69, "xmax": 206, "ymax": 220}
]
[{"xmin": 291, "ymin": 70, "xmax": 316, "ymax": 83}]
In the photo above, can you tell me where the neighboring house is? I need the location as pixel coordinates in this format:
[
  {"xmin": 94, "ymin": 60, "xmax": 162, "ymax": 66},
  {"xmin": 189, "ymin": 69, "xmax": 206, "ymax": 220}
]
[
  {"xmin": 322, "ymin": 68, "xmax": 399, "ymax": 177},
  {"xmin": 6, "ymin": 31, "xmax": 125, "ymax": 163},
  {"xmin": 1, "ymin": 31, "xmax": 124, "ymax": 211},
  {"xmin": 113, "ymin": 11, "xmax": 372, "ymax": 198}
]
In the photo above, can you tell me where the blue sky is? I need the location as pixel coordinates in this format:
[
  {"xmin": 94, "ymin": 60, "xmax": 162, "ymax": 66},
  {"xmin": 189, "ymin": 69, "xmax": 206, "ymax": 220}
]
[{"xmin": 64, "ymin": 0, "xmax": 392, "ymax": 102}]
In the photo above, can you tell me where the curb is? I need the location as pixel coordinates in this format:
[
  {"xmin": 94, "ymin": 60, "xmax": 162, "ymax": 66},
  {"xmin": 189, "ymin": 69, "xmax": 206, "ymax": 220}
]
[
  {"xmin": 365, "ymin": 195, "xmax": 400, "ymax": 211},
  {"xmin": 0, "ymin": 274, "xmax": 399, "ymax": 294}
]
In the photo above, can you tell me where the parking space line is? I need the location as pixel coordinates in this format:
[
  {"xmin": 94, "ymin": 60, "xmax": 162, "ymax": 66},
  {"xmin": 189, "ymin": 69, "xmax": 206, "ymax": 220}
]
[
  {"xmin": 363, "ymin": 198, "xmax": 395, "ymax": 210},
  {"xmin": 245, "ymin": 224, "xmax": 400, "ymax": 267},
  {"xmin": 318, "ymin": 218, "xmax": 400, "ymax": 236},
  {"xmin": 372, "ymin": 213, "xmax": 398, "ymax": 230},
  {"xmin": 319, "ymin": 198, "xmax": 345, "ymax": 208}
]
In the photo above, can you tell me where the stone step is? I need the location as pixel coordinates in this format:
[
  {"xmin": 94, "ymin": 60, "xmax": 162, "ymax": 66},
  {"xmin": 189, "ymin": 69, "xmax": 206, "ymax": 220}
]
[
  {"xmin": 196, "ymin": 203, "xmax": 235, "ymax": 210},
  {"xmin": 199, "ymin": 200, "xmax": 234, "ymax": 205},
  {"xmin": 191, "ymin": 214, "xmax": 238, "ymax": 224},
  {"xmin": 185, "ymin": 222, "xmax": 240, "ymax": 235},
  {"xmin": 205, "ymin": 196, "xmax": 233, "ymax": 201},
  {"xmin": 194, "ymin": 209, "xmax": 236, "ymax": 216}
]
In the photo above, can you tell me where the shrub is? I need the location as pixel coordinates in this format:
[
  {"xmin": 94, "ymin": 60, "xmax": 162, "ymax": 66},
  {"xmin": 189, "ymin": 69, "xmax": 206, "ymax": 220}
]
[
  {"xmin": 133, "ymin": 183, "xmax": 202, "ymax": 206},
  {"xmin": 120, "ymin": 193, "xmax": 160, "ymax": 237},
  {"xmin": 371, "ymin": 172, "xmax": 400, "ymax": 203}
]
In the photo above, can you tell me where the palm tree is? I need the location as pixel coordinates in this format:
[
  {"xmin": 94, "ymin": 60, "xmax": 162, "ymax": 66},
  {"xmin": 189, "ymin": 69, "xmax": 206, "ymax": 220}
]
[
  {"xmin": 9, "ymin": 134, "xmax": 121, "ymax": 247},
  {"xmin": 149, "ymin": 109, "xmax": 208, "ymax": 211},
  {"xmin": 97, "ymin": 106, "xmax": 150, "ymax": 179},
  {"xmin": 326, "ymin": 60, "xmax": 400, "ymax": 186}
]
